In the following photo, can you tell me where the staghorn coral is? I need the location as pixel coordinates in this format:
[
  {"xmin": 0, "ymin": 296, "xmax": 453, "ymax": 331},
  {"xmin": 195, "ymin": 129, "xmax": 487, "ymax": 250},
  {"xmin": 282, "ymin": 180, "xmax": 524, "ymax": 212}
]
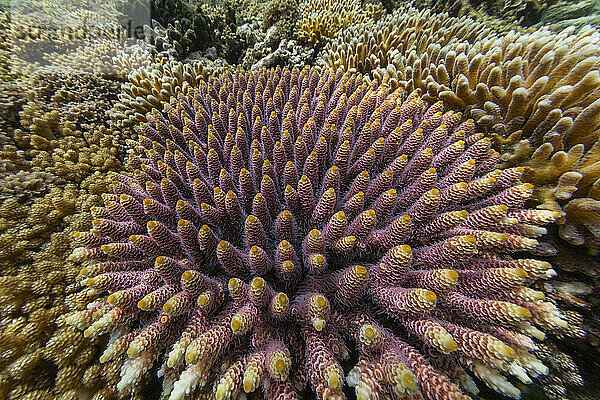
[
  {"xmin": 0, "ymin": 80, "xmax": 125, "ymax": 396},
  {"xmin": 111, "ymin": 57, "xmax": 212, "ymax": 129},
  {"xmin": 67, "ymin": 65, "xmax": 581, "ymax": 400},
  {"xmin": 296, "ymin": 0, "xmax": 370, "ymax": 44},
  {"xmin": 0, "ymin": 4, "xmax": 133, "ymax": 396},
  {"xmin": 319, "ymin": 7, "xmax": 492, "ymax": 89}
]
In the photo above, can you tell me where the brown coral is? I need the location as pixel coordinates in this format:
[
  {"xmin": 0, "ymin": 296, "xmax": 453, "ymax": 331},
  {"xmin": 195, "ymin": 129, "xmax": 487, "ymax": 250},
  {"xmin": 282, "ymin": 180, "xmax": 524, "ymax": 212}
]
[{"xmin": 296, "ymin": 0, "xmax": 370, "ymax": 43}]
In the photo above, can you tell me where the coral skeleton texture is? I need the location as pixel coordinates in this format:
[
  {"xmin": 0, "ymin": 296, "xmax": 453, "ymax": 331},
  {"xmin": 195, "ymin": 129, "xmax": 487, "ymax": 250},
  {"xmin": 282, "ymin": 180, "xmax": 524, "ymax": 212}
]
[{"xmin": 68, "ymin": 65, "xmax": 581, "ymax": 400}]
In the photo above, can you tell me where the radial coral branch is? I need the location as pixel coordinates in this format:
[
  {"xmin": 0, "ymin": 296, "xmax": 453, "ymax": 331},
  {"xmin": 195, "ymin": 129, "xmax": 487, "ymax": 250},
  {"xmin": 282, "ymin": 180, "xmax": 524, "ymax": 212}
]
[{"xmin": 68, "ymin": 66, "xmax": 573, "ymax": 400}]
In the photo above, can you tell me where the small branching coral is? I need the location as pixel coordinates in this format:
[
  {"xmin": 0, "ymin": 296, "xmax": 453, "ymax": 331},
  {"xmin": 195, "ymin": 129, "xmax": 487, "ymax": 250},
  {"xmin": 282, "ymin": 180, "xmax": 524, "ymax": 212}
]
[
  {"xmin": 69, "ymin": 66, "xmax": 581, "ymax": 400},
  {"xmin": 111, "ymin": 58, "xmax": 211, "ymax": 129},
  {"xmin": 320, "ymin": 7, "xmax": 600, "ymax": 254},
  {"xmin": 296, "ymin": 0, "xmax": 369, "ymax": 44}
]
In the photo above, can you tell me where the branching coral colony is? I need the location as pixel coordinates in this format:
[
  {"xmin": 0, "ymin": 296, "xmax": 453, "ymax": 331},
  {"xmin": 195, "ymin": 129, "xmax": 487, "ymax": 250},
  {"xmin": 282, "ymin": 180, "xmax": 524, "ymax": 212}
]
[
  {"xmin": 68, "ymin": 66, "xmax": 584, "ymax": 400},
  {"xmin": 319, "ymin": 7, "xmax": 600, "ymax": 255}
]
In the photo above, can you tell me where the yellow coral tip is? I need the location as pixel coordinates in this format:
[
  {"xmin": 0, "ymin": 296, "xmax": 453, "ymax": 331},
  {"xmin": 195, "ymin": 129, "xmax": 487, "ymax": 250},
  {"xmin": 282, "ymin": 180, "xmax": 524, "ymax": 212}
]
[
  {"xmin": 250, "ymin": 246, "xmax": 259, "ymax": 255},
  {"xmin": 524, "ymin": 183, "xmax": 534, "ymax": 189},
  {"xmin": 356, "ymin": 266, "xmax": 367, "ymax": 276},
  {"xmin": 218, "ymin": 241, "xmax": 227, "ymax": 249},
  {"xmin": 465, "ymin": 235, "xmax": 476, "ymax": 244},
  {"xmin": 443, "ymin": 336, "xmax": 458, "ymax": 352},
  {"xmin": 282, "ymin": 260, "xmax": 294, "ymax": 273},
  {"xmin": 215, "ymin": 386, "xmax": 227, "ymax": 400},
  {"xmin": 127, "ymin": 346, "xmax": 137, "ymax": 358},
  {"xmin": 364, "ymin": 326, "xmax": 375, "ymax": 339},
  {"xmin": 243, "ymin": 379, "xmax": 254, "ymax": 393},
  {"xmin": 515, "ymin": 268, "xmax": 527, "ymax": 278},
  {"xmin": 182, "ymin": 271, "xmax": 193, "ymax": 281},
  {"xmin": 315, "ymin": 295, "xmax": 327, "ymax": 308},
  {"xmin": 231, "ymin": 318, "xmax": 241, "ymax": 332},
  {"xmin": 501, "ymin": 344, "xmax": 517, "ymax": 359},
  {"xmin": 424, "ymin": 290, "xmax": 437, "ymax": 302},
  {"xmin": 107, "ymin": 294, "xmax": 116, "ymax": 304},
  {"xmin": 459, "ymin": 210, "xmax": 469, "ymax": 217},
  {"xmin": 251, "ymin": 277, "xmax": 264, "ymax": 288},
  {"xmin": 431, "ymin": 188, "xmax": 440, "ymax": 195},
  {"xmin": 277, "ymin": 293, "xmax": 288, "ymax": 304},
  {"xmin": 328, "ymin": 373, "xmax": 340, "ymax": 389},
  {"xmin": 197, "ymin": 295, "xmax": 209, "ymax": 307},
  {"xmin": 156, "ymin": 256, "xmax": 166, "ymax": 264},
  {"xmin": 313, "ymin": 320, "xmax": 325, "ymax": 331},
  {"xmin": 275, "ymin": 359, "xmax": 286, "ymax": 372},
  {"xmin": 448, "ymin": 270, "xmax": 459, "ymax": 280},
  {"xmin": 518, "ymin": 307, "xmax": 532, "ymax": 318},
  {"xmin": 138, "ymin": 299, "xmax": 148, "ymax": 309},
  {"xmin": 163, "ymin": 301, "xmax": 174, "ymax": 314},
  {"xmin": 119, "ymin": 194, "xmax": 127, "ymax": 200},
  {"xmin": 400, "ymin": 244, "xmax": 411, "ymax": 253},
  {"xmin": 402, "ymin": 374, "xmax": 417, "ymax": 390},
  {"xmin": 147, "ymin": 221, "xmax": 157, "ymax": 229}
]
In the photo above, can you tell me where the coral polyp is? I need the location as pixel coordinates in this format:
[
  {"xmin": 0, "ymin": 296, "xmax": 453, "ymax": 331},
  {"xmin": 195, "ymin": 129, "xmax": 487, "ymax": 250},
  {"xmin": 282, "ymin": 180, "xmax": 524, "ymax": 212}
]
[{"xmin": 69, "ymin": 66, "xmax": 577, "ymax": 400}]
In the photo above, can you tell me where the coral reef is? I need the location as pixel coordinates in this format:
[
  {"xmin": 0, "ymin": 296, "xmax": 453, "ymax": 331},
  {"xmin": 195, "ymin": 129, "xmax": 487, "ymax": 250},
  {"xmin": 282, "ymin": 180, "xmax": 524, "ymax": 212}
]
[
  {"xmin": 145, "ymin": 0, "xmax": 220, "ymax": 60},
  {"xmin": 110, "ymin": 57, "xmax": 212, "ymax": 129},
  {"xmin": 0, "ymin": 2, "xmax": 136, "ymax": 398},
  {"xmin": 410, "ymin": 0, "xmax": 600, "ymax": 30},
  {"xmin": 318, "ymin": 7, "xmax": 491, "ymax": 89},
  {"xmin": 68, "ymin": 66, "xmax": 583, "ymax": 400},
  {"xmin": 296, "ymin": 0, "xmax": 369, "ymax": 44},
  {"xmin": 319, "ymin": 6, "xmax": 600, "ymax": 254}
]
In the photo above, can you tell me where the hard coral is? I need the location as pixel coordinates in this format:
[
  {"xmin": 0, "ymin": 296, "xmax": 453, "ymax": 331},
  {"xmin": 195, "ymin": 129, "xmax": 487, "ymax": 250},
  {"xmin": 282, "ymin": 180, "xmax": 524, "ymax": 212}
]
[
  {"xmin": 320, "ymin": 7, "xmax": 600, "ymax": 253},
  {"xmin": 146, "ymin": 0, "xmax": 218, "ymax": 60},
  {"xmin": 111, "ymin": 58, "xmax": 211, "ymax": 129},
  {"xmin": 69, "ymin": 66, "xmax": 578, "ymax": 400},
  {"xmin": 296, "ymin": 0, "xmax": 369, "ymax": 44}
]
